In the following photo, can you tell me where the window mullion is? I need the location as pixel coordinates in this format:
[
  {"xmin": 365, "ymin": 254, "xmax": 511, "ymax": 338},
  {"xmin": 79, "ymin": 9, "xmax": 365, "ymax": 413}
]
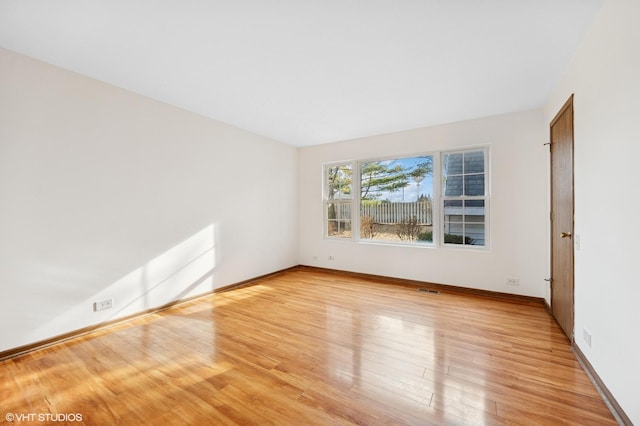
[
  {"xmin": 433, "ymin": 154, "xmax": 442, "ymax": 247},
  {"xmin": 353, "ymin": 161, "xmax": 361, "ymax": 241}
]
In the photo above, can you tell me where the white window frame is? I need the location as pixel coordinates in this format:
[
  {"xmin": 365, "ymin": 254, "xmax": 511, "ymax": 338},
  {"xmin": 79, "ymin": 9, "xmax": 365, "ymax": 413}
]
[
  {"xmin": 324, "ymin": 162, "xmax": 355, "ymax": 240},
  {"xmin": 440, "ymin": 147, "xmax": 490, "ymax": 248},
  {"xmin": 357, "ymin": 153, "xmax": 437, "ymax": 246},
  {"xmin": 322, "ymin": 146, "xmax": 489, "ymax": 250}
]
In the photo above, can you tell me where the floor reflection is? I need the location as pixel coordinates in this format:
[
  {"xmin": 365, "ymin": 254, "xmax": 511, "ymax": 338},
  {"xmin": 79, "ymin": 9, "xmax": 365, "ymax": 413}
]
[{"xmin": 0, "ymin": 270, "xmax": 617, "ymax": 425}]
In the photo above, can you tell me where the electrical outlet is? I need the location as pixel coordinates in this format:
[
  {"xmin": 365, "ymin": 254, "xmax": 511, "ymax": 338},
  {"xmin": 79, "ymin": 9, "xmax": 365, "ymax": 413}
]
[
  {"xmin": 506, "ymin": 278, "xmax": 520, "ymax": 286},
  {"xmin": 328, "ymin": 255, "xmax": 335, "ymax": 260},
  {"xmin": 583, "ymin": 328, "xmax": 592, "ymax": 347},
  {"xmin": 94, "ymin": 298, "xmax": 113, "ymax": 312}
]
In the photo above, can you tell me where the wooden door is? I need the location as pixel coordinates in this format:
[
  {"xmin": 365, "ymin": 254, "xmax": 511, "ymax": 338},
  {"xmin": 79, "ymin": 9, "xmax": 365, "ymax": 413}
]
[{"xmin": 550, "ymin": 95, "xmax": 575, "ymax": 340}]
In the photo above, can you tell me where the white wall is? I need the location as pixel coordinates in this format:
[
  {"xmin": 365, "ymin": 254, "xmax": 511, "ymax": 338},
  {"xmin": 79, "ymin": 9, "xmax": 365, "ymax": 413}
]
[
  {"xmin": 544, "ymin": 0, "xmax": 640, "ymax": 422},
  {"xmin": 298, "ymin": 110, "xmax": 548, "ymax": 298},
  {"xmin": 0, "ymin": 48, "xmax": 298, "ymax": 353}
]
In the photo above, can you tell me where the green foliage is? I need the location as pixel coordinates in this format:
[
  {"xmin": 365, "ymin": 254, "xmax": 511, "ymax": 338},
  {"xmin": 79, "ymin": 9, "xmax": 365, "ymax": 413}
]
[
  {"xmin": 417, "ymin": 231, "xmax": 433, "ymax": 242},
  {"xmin": 361, "ymin": 162, "xmax": 408, "ymax": 200},
  {"xmin": 360, "ymin": 157, "xmax": 433, "ymax": 201},
  {"xmin": 444, "ymin": 233, "xmax": 475, "ymax": 245},
  {"xmin": 327, "ymin": 165, "xmax": 352, "ymax": 199},
  {"xmin": 410, "ymin": 159, "xmax": 433, "ymax": 182},
  {"xmin": 360, "ymin": 199, "xmax": 382, "ymax": 207}
]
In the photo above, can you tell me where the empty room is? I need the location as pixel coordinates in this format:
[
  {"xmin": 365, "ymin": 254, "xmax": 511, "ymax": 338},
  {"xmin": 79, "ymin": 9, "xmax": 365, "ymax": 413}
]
[{"xmin": 0, "ymin": 0, "xmax": 638, "ymax": 424}]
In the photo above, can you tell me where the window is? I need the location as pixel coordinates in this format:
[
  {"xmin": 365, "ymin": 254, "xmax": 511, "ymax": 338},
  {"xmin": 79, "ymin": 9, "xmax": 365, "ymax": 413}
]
[
  {"xmin": 325, "ymin": 163, "xmax": 353, "ymax": 238},
  {"xmin": 360, "ymin": 156, "xmax": 433, "ymax": 243},
  {"xmin": 323, "ymin": 146, "xmax": 489, "ymax": 249},
  {"xmin": 442, "ymin": 149, "xmax": 488, "ymax": 246}
]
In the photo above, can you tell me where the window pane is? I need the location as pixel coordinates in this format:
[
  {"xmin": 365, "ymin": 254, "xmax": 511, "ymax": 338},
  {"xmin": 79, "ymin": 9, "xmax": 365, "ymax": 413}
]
[
  {"xmin": 465, "ymin": 214, "xmax": 485, "ymax": 223},
  {"xmin": 327, "ymin": 219, "xmax": 352, "ymax": 238},
  {"xmin": 466, "ymin": 224, "xmax": 485, "ymax": 246},
  {"xmin": 443, "ymin": 230, "xmax": 465, "ymax": 244},
  {"xmin": 327, "ymin": 203, "xmax": 338, "ymax": 237},
  {"xmin": 339, "ymin": 202, "xmax": 351, "ymax": 220},
  {"xmin": 465, "ymin": 199, "xmax": 485, "ymax": 207},
  {"xmin": 340, "ymin": 220, "xmax": 352, "ymax": 235},
  {"xmin": 328, "ymin": 220, "xmax": 352, "ymax": 238},
  {"xmin": 360, "ymin": 155, "xmax": 433, "ymax": 244},
  {"xmin": 327, "ymin": 164, "xmax": 352, "ymax": 200},
  {"xmin": 464, "ymin": 174, "xmax": 485, "ymax": 196},
  {"xmin": 443, "ymin": 200, "xmax": 485, "ymax": 246},
  {"xmin": 464, "ymin": 199, "xmax": 485, "ymax": 221},
  {"xmin": 443, "ymin": 199, "xmax": 462, "ymax": 213},
  {"xmin": 464, "ymin": 151, "xmax": 485, "ymax": 174},
  {"xmin": 444, "ymin": 175, "xmax": 463, "ymax": 196},
  {"xmin": 327, "ymin": 203, "xmax": 337, "ymax": 220},
  {"xmin": 444, "ymin": 150, "xmax": 486, "ymax": 197},
  {"xmin": 446, "ymin": 215, "xmax": 463, "ymax": 223},
  {"xmin": 327, "ymin": 202, "xmax": 351, "ymax": 238},
  {"xmin": 443, "ymin": 153, "xmax": 463, "ymax": 175}
]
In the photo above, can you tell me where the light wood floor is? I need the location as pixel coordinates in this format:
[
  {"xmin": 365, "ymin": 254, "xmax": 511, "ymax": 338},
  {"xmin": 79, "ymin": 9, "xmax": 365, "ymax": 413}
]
[{"xmin": 1, "ymin": 268, "xmax": 616, "ymax": 425}]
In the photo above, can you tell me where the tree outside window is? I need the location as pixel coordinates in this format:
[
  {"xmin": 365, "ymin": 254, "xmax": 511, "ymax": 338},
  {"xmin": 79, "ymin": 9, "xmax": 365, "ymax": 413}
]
[
  {"xmin": 326, "ymin": 164, "xmax": 352, "ymax": 238},
  {"xmin": 359, "ymin": 156, "xmax": 433, "ymax": 243}
]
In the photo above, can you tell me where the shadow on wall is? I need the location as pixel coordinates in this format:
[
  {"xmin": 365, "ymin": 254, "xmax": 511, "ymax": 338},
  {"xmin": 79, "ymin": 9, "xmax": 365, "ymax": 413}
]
[{"xmin": 28, "ymin": 224, "xmax": 219, "ymax": 342}]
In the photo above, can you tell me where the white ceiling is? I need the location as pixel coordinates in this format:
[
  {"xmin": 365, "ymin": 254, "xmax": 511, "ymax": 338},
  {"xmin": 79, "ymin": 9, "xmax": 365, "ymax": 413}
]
[{"xmin": 0, "ymin": 0, "xmax": 602, "ymax": 147}]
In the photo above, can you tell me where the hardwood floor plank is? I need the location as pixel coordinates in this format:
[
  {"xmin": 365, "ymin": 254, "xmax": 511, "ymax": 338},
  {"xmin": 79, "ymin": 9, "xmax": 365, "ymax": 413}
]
[
  {"xmin": 302, "ymin": 382, "xmax": 435, "ymax": 426},
  {"xmin": 0, "ymin": 268, "xmax": 616, "ymax": 425},
  {"xmin": 430, "ymin": 392, "xmax": 507, "ymax": 426}
]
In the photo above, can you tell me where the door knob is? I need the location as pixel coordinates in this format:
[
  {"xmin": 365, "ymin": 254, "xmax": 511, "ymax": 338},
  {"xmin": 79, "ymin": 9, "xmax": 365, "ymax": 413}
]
[{"xmin": 561, "ymin": 232, "xmax": 572, "ymax": 239}]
